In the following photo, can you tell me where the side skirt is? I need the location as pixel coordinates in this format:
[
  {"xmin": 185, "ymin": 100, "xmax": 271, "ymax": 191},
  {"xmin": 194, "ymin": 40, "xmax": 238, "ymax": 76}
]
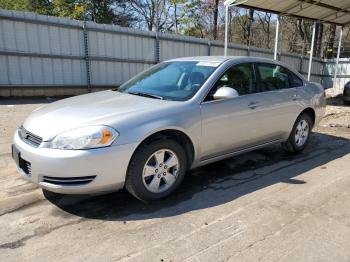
[{"xmin": 192, "ymin": 139, "xmax": 286, "ymax": 169}]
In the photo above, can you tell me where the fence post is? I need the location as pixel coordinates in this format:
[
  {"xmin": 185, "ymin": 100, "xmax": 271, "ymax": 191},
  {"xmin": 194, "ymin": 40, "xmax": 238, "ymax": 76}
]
[
  {"xmin": 207, "ymin": 40, "xmax": 211, "ymax": 56},
  {"xmin": 321, "ymin": 61, "xmax": 325, "ymax": 85},
  {"xmin": 155, "ymin": 32, "xmax": 160, "ymax": 63},
  {"xmin": 247, "ymin": 46, "xmax": 250, "ymax": 56},
  {"xmin": 83, "ymin": 21, "xmax": 91, "ymax": 92},
  {"xmin": 299, "ymin": 55, "xmax": 303, "ymax": 74}
]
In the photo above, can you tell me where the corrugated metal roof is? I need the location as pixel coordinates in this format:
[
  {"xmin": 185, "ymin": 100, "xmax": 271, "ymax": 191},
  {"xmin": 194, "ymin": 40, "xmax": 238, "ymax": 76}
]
[{"xmin": 240, "ymin": 0, "xmax": 350, "ymax": 25}]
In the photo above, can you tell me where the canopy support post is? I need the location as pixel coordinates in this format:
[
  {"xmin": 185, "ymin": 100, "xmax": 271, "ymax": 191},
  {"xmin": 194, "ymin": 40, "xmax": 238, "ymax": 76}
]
[
  {"xmin": 224, "ymin": 5, "xmax": 229, "ymax": 56},
  {"xmin": 307, "ymin": 22, "xmax": 316, "ymax": 81},
  {"xmin": 224, "ymin": 0, "xmax": 249, "ymax": 56},
  {"xmin": 333, "ymin": 27, "xmax": 343, "ymax": 90},
  {"xmin": 274, "ymin": 16, "xmax": 280, "ymax": 60}
]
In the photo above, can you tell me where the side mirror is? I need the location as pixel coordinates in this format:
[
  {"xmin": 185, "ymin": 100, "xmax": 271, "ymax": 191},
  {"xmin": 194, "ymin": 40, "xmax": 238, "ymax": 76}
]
[{"xmin": 213, "ymin": 87, "xmax": 239, "ymax": 100}]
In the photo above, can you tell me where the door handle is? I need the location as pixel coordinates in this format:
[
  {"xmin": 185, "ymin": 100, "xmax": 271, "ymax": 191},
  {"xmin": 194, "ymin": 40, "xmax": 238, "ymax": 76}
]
[
  {"xmin": 248, "ymin": 101, "xmax": 259, "ymax": 109},
  {"xmin": 292, "ymin": 94, "xmax": 300, "ymax": 101}
]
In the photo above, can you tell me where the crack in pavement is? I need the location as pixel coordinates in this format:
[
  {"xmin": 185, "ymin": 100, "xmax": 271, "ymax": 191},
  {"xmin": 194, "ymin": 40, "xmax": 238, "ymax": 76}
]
[
  {"xmin": 118, "ymin": 207, "xmax": 247, "ymax": 261},
  {"xmin": 0, "ymin": 153, "xmax": 11, "ymax": 158},
  {"xmin": 223, "ymin": 179, "xmax": 350, "ymax": 261},
  {"xmin": 205, "ymin": 146, "xmax": 336, "ymax": 191},
  {"xmin": 0, "ymin": 198, "xmax": 46, "ymax": 216},
  {"xmin": 120, "ymin": 144, "xmax": 350, "ymax": 262},
  {"xmin": 0, "ymin": 218, "xmax": 85, "ymax": 250}
]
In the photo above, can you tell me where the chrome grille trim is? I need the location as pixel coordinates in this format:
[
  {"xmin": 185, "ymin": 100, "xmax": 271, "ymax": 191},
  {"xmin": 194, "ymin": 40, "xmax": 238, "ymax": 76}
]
[
  {"xmin": 18, "ymin": 127, "xmax": 43, "ymax": 147},
  {"xmin": 42, "ymin": 176, "xmax": 96, "ymax": 186}
]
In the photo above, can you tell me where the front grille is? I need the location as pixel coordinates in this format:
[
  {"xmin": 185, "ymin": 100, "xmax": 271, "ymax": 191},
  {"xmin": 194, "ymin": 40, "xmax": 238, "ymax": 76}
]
[
  {"xmin": 19, "ymin": 157, "xmax": 31, "ymax": 175},
  {"xmin": 42, "ymin": 175, "xmax": 96, "ymax": 186},
  {"xmin": 18, "ymin": 127, "xmax": 43, "ymax": 147}
]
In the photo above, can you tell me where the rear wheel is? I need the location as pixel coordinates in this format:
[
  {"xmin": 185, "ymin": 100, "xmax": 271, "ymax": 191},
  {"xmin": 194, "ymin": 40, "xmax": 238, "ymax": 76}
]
[
  {"xmin": 282, "ymin": 113, "xmax": 312, "ymax": 153},
  {"xmin": 125, "ymin": 139, "xmax": 187, "ymax": 201}
]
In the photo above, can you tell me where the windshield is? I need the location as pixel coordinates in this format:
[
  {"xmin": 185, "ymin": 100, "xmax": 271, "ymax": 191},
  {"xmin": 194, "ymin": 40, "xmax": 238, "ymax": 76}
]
[{"xmin": 117, "ymin": 61, "xmax": 219, "ymax": 101}]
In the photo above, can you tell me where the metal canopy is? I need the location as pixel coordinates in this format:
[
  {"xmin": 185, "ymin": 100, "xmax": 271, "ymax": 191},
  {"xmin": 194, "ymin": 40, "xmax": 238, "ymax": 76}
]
[
  {"xmin": 235, "ymin": 0, "xmax": 347, "ymax": 85},
  {"xmin": 223, "ymin": 0, "xmax": 346, "ymax": 85},
  {"xmin": 240, "ymin": 0, "xmax": 350, "ymax": 26}
]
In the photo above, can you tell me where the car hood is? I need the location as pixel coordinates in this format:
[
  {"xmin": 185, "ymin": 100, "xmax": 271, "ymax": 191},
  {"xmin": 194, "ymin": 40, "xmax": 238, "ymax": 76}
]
[{"xmin": 23, "ymin": 90, "xmax": 172, "ymax": 141}]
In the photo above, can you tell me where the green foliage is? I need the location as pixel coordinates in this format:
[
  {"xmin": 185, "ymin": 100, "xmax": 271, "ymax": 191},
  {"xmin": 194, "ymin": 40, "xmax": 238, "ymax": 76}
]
[
  {"xmin": 52, "ymin": 0, "xmax": 84, "ymax": 20},
  {"xmin": 0, "ymin": 0, "xmax": 135, "ymax": 26},
  {"xmin": 0, "ymin": 0, "xmax": 53, "ymax": 15}
]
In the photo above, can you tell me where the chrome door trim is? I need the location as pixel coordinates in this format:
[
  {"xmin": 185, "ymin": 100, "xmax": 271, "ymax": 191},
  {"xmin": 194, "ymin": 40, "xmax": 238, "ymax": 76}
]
[{"xmin": 199, "ymin": 138, "xmax": 285, "ymax": 163}]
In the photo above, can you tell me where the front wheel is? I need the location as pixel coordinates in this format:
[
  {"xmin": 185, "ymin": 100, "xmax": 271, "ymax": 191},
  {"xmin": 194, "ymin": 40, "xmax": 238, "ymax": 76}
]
[
  {"xmin": 125, "ymin": 139, "xmax": 187, "ymax": 201},
  {"xmin": 282, "ymin": 113, "xmax": 312, "ymax": 153}
]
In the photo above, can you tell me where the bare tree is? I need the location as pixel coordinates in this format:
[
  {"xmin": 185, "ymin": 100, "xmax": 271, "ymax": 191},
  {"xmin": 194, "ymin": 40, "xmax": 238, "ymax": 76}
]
[
  {"xmin": 172, "ymin": 0, "xmax": 179, "ymax": 33},
  {"xmin": 168, "ymin": 0, "xmax": 187, "ymax": 34},
  {"xmin": 234, "ymin": 8, "xmax": 254, "ymax": 45},
  {"xmin": 256, "ymin": 12, "xmax": 271, "ymax": 48},
  {"xmin": 317, "ymin": 23, "xmax": 324, "ymax": 57},
  {"xmin": 246, "ymin": 9, "xmax": 254, "ymax": 45},
  {"xmin": 212, "ymin": 0, "xmax": 220, "ymax": 40},
  {"xmin": 128, "ymin": 0, "xmax": 173, "ymax": 32},
  {"xmin": 326, "ymin": 24, "xmax": 336, "ymax": 58}
]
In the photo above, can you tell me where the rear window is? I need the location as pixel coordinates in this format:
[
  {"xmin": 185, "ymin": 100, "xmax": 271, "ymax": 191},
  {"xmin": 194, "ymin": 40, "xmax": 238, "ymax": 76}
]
[
  {"xmin": 256, "ymin": 63, "xmax": 290, "ymax": 91},
  {"xmin": 289, "ymin": 72, "xmax": 303, "ymax": 87},
  {"xmin": 256, "ymin": 63, "xmax": 303, "ymax": 92}
]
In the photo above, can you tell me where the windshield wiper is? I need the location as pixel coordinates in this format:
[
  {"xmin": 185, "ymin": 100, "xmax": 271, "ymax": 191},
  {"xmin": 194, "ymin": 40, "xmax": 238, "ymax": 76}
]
[{"xmin": 127, "ymin": 91, "xmax": 163, "ymax": 100}]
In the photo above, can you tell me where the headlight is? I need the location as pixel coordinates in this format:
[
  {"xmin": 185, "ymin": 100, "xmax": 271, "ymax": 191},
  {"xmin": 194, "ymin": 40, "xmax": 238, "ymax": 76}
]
[{"xmin": 49, "ymin": 126, "xmax": 119, "ymax": 150}]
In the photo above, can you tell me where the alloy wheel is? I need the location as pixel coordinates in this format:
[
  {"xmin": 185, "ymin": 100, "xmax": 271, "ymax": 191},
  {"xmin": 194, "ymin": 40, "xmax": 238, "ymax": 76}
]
[
  {"xmin": 142, "ymin": 149, "xmax": 180, "ymax": 193},
  {"xmin": 294, "ymin": 119, "xmax": 309, "ymax": 147}
]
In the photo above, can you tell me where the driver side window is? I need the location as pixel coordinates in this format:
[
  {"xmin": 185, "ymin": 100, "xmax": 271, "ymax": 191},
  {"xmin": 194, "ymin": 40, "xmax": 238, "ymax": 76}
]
[{"xmin": 205, "ymin": 63, "xmax": 255, "ymax": 101}]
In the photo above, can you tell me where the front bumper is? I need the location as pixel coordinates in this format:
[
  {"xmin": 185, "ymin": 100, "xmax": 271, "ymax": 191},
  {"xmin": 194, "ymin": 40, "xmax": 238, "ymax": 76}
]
[
  {"xmin": 13, "ymin": 130, "xmax": 137, "ymax": 194},
  {"xmin": 313, "ymin": 96, "xmax": 326, "ymax": 127}
]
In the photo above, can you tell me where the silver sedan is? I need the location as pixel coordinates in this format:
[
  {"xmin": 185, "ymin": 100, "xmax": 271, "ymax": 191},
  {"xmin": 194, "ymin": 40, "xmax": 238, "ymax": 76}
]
[{"xmin": 12, "ymin": 56, "xmax": 326, "ymax": 201}]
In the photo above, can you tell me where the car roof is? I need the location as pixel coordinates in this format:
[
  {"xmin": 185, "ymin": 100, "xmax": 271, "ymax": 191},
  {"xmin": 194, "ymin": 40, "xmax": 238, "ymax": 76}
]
[
  {"xmin": 167, "ymin": 56, "xmax": 305, "ymax": 80},
  {"xmin": 168, "ymin": 56, "xmax": 230, "ymax": 63},
  {"xmin": 168, "ymin": 56, "xmax": 279, "ymax": 64}
]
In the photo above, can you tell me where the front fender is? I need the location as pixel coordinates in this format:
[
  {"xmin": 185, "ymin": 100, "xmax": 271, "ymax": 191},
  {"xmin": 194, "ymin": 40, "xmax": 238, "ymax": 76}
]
[{"xmin": 111, "ymin": 103, "xmax": 202, "ymax": 161}]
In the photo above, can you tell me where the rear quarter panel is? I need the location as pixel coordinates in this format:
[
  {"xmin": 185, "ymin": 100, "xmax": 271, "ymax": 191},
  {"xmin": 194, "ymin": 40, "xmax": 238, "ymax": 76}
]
[{"xmin": 305, "ymin": 82, "xmax": 326, "ymax": 126}]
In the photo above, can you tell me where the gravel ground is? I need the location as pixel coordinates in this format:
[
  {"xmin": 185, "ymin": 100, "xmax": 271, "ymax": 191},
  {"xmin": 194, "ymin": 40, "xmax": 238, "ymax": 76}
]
[{"xmin": 0, "ymin": 97, "xmax": 349, "ymax": 262}]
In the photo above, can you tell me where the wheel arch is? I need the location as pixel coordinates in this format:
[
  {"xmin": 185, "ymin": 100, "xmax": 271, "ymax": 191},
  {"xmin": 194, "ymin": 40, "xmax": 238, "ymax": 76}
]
[
  {"xmin": 299, "ymin": 107, "xmax": 316, "ymax": 128},
  {"xmin": 131, "ymin": 128, "xmax": 196, "ymax": 169}
]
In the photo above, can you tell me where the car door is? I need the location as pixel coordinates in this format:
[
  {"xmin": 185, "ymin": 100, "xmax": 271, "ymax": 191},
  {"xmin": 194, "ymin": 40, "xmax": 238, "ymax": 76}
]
[
  {"xmin": 254, "ymin": 63, "xmax": 305, "ymax": 138},
  {"xmin": 199, "ymin": 63, "xmax": 274, "ymax": 160}
]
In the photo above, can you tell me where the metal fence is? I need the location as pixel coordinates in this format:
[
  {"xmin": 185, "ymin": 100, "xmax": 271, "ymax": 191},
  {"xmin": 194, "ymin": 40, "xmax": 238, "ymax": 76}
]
[
  {"xmin": 324, "ymin": 59, "xmax": 350, "ymax": 96},
  {"xmin": 0, "ymin": 9, "xmax": 345, "ymax": 97}
]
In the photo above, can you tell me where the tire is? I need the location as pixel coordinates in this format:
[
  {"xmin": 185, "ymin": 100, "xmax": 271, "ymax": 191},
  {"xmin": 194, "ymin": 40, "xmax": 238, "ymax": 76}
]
[
  {"xmin": 282, "ymin": 113, "xmax": 313, "ymax": 153},
  {"xmin": 344, "ymin": 100, "xmax": 350, "ymax": 106},
  {"xmin": 125, "ymin": 139, "xmax": 187, "ymax": 201}
]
